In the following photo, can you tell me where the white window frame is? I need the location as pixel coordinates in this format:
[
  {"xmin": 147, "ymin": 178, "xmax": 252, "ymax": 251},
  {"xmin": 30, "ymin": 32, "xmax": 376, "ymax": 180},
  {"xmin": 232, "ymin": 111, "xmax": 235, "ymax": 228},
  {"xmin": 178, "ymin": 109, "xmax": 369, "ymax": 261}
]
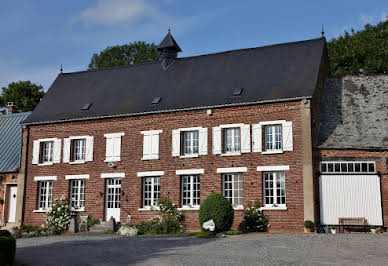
[
  {"xmin": 222, "ymin": 173, "xmax": 243, "ymax": 210},
  {"xmin": 141, "ymin": 176, "xmax": 161, "ymax": 210},
  {"xmin": 70, "ymin": 179, "xmax": 85, "ymax": 211},
  {"xmin": 141, "ymin": 130, "xmax": 162, "ymax": 160},
  {"xmin": 320, "ymin": 161, "xmax": 376, "ymax": 174},
  {"xmin": 172, "ymin": 127, "xmax": 207, "ymax": 158},
  {"xmin": 223, "ymin": 127, "xmax": 241, "ymax": 154},
  {"xmin": 264, "ymin": 124, "xmax": 282, "ymax": 152},
  {"xmin": 183, "ymin": 130, "xmax": 199, "ymax": 156},
  {"xmin": 262, "ymin": 172, "xmax": 287, "ymax": 210},
  {"xmin": 33, "ymin": 138, "xmax": 61, "ymax": 166},
  {"xmin": 104, "ymin": 132, "xmax": 124, "ymax": 162},
  {"xmin": 41, "ymin": 141, "xmax": 54, "ymax": 164},
  {"xmin": 179, "ymin": 175, "xmax": 200, "ymax": 210},
  {"xmin": 37, "ymin": 181, "xmax": 53, "ymax": 211},
  {"xmin": 71, "ymin": 138, "xmax": 86, "ymax": 163}
]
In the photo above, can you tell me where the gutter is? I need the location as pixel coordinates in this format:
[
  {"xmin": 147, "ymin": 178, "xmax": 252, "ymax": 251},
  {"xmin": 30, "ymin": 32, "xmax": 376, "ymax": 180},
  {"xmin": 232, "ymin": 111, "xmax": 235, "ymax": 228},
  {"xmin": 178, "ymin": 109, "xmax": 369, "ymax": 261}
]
[{"xmin": 21, "ymin": 96, "xmax": 311, "ymax": 126}]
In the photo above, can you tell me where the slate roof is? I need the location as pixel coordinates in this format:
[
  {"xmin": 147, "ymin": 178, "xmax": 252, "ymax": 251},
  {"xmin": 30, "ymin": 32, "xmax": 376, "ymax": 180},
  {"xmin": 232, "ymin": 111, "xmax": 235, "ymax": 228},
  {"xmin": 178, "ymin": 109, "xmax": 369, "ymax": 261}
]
[
  {"xmin": 157, "ymin": 31, "xmax": 182, "ymax": 52},
  {"xmin": 317, "ymin": 75, "xmax": 388, "ymax": 150},
  {"xmin": 0, "ymin": 112, "xmax": 30, "ymax": 173},
  {"xmin": 23, "ymin": 37, "xmax": 326, "ymax": 125}
]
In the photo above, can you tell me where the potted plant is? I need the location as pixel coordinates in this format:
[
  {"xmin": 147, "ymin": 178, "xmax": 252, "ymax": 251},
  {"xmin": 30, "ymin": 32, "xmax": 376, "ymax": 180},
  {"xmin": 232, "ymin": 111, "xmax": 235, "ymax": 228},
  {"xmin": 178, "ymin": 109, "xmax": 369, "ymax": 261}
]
[
  {"xmin": 304, "ymin": 220, "xmax": 314, "ymax": 233},
  {"xmin": 330, "ymin": 226, "xmax": 336, "ymax": 234},
  {"xmin": 370, "ymin": 226, "xmax": 376, "ymax": 234}
]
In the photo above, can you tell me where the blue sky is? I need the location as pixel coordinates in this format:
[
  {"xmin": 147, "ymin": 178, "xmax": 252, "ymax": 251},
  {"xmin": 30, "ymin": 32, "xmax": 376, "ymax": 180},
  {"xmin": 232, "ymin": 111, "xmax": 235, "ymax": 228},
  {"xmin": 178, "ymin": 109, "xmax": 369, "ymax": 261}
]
[{"xmin": 0, "ymin": 0, "xmax": 386, "ymax": 91}]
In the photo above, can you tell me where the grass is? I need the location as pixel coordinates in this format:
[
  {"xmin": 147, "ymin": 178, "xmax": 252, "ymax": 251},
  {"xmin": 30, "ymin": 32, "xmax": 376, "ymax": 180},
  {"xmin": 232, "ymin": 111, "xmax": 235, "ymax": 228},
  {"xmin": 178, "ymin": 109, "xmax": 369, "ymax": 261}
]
[
  {"xmin": 187, "ymin": 231, "xmax": 212, "ymax": 237},
  {"xmin": 223, "ymin": 230, "xmax": 241, "ymax": 235}
]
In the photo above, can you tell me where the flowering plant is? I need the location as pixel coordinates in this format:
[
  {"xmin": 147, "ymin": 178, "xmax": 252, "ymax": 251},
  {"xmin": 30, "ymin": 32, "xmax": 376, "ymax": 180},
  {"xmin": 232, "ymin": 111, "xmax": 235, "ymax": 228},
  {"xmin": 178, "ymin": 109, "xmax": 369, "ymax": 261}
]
[
  {"xmin": 46, "ymin": 195, "xmax": 72, "ymax": 232},
  {"xmin": 242, "ymin": 200, "xmax": 268, "ymax": 232}
]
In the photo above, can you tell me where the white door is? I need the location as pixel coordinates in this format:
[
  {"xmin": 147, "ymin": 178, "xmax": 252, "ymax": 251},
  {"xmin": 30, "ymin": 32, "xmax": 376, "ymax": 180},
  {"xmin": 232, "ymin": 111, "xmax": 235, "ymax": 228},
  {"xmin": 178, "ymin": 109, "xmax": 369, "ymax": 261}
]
[
  {"xmin": 105, "ymin": 178, "xmax": 121, "ymax": 222},
  {"xmin": 7, "ymin": 186, "xmax": 17, "ymax": 223},
  {"xmin": 320, "ymin": 175, "xmax": 383, "ymax": 225}
]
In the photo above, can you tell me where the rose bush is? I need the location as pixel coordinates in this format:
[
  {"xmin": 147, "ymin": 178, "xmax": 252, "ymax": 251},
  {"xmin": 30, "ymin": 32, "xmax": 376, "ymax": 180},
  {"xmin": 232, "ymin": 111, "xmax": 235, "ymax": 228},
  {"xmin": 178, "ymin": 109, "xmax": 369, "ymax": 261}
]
[{"xmin": 46, "ymin": 195, "xmax": 72, "ymax": 232}]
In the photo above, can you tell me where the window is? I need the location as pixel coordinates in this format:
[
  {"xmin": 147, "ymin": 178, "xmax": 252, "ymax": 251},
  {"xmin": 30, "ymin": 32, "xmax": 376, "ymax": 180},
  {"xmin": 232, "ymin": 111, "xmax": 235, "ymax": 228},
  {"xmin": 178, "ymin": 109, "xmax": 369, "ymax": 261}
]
[
  {"xmin": 141, "ymin": 130, "xmax": 162, "ymax": 160},
  {"xmin": 263, "ymin": 172, "xmax": 286, "ymax": 208},
  {"xmin": 264, "ymin": 125, "xmax": 282, "ymax": 151},
  {"xmin": 320, "ymin": 161, "xmax": 376, "ymax": 174},
  {"xmin": 183, "ymin": 131, "xmax": 199, "ymax": 155},
  {"xmin": 70, "ymin": 180, "xmax": 85, "ymax": 210},
  {"xmin": 104, "ymin": 133, "xmax": 124, "ymax": 162},
  {"xmin": 222, "ymin": 173, "xmax": 243, "ymax": 208},
  {"xmin": 72, "ymin": 139, "xmax": 86, "ymax": 161},
  {"xmin": 38, "ymin": 181, "xmax": 53, "ymax": 210},
  {"xmin": 224, "ymin": 128, "xmax": 241, "ymax": 153},
  {"xmin": 142, "ymin": 177, "xmax": 160, "ymax": 208},
  {"xmin": 41, "ymin": 141, "xmax": 54, "ymax": 163},
  {"xmin": 181, "ymin": 175, "xmax": 200, "ymax": 208}
]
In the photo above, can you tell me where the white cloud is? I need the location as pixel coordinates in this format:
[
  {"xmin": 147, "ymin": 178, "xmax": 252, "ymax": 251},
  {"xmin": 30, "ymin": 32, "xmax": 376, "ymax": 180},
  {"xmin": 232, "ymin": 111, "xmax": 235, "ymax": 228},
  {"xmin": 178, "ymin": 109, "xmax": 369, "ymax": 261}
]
[
  {"xmin": 381, "ymin": 12, "xmax": 387, "ymax": 22},
  {"xmin": 73, "ymin": 0, "xmax": 169, "ymax": 27},
  {"xmin": 360, "ymin": 14, "xmax": 375, "ymax": 26}
]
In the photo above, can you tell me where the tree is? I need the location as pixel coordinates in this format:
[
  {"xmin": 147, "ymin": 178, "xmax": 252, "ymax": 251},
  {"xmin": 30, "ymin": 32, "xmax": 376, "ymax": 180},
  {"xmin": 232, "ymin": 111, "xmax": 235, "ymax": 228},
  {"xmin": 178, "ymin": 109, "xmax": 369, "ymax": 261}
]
[
  {"xmin": 88, "ymin": 41, "xmax": 160, "ymax": 70},
  {"xmin": 327, "ymin": 20, "xmax": 388, "ymax": 75},
  {"xmin": 0, "ymin": 81, "xmax": 45, "ymax": 112}
]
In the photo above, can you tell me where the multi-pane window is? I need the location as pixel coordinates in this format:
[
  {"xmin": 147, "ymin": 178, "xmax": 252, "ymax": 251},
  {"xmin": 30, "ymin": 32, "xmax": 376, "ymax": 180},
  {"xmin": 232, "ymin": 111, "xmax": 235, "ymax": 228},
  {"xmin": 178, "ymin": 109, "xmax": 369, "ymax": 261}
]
[
  {"xmin": 70, "ymin": 180, "xmax": 85, "ymax": 210},
  {"xmin": 320, "ymin": 161, "xmax": 376, "ymax": 174},
  {"xmin": 181, "ymin": 175, "xmax": 200, "ymax": 207},
  {"xmin": 72, "ymin": 139, "xmax": 86, "ymax": 161},
  {"xmin": 107, "ymin": 178, "xmax": 121, "ymax": 208},
  {"xmin": 143, "ymin": 177, "xmax": 160, "ymax": 208},
  {"xmin": 263, "ymin": 172, "xmax": 286, "ymax": 207},
  {"xmin": 41, "ymin": 141, "xmax": 54, "ymax": 163},
  {"xmin": 222, "ymin": 173, "xmax": 243, "ymax": 207},
  {"xmin": 183, "ymin": 131, "xmax": 199, "ymax": 155},
  {"xmin": 224, "ymin": 128, "xmax": 240, "ymax": 153},
  {"xmin": 264, "ymin": 125, "xmax": 282, "ymax": 151},
  {"xmin": 38, "ymin": 181, "xmax": 53, "ymax": 210}
]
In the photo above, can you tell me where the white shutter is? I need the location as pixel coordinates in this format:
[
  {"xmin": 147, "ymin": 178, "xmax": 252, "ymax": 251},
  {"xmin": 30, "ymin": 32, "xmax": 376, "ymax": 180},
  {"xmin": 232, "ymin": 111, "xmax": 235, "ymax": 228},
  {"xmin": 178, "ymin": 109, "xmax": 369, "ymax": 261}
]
[
  {"xmin": 282, "ymin": 121, "xmax": 293, "ymax": 151},
  {"xmin": 113, "ymin": 136, "xmax": 122, "ymax": 161},
  {"xmin": 85, "ymin": 136, "xmax": 94, "ymax": 162},
  {"xmin": 198, "ymin": 128, "xmax": 208, "ymax": 155},
  {"xmin": 63, "ymin": 138, "xmax": 71, "ymax": 163},
  {"xmin": 143, "ymin": 134, "xmax": 152, "ymax": 159},
  {"xmin": 172, "ymin": 129, "xmax": 180, "ymax": 156},
  {"xmin": 53, "ymin": 138, "xmax": 61, "ymax": 163},
  {"xmin": 240, "ymin": 124, "xmax": 250, "ymax": 153},
  {"xmin": 212, "ymin": 126, "xmax": 221, "ymax": 155},
  {"xmin": 151, "ymin": 134, "xmax": 160, "ymax": 159},
  {"xmin": 105, "ymin": 137, "xmax": 114, "ymax": 161},
  {"xmin": 252, "ymin": 124, "xmax": 262, "ymax": 153},
  {"xmin": 32, "ymin": 140, "xmax": 40, "ymax": 164}
]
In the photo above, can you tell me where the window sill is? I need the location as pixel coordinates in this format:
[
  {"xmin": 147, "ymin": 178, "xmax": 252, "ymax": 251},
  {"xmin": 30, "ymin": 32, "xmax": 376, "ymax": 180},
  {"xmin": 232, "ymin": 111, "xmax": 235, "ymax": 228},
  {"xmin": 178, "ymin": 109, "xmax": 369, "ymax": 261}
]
[
  {"xmin": 38, "ymin": 162, "xmax": 54, "ymax": 166},
  {"xmin": 259, "ymin": 206, "xmax": 287, "ymax": 211},
  {"xmin": 141, "ymin": 157, "xmax": 159, "ymax": 161},
  {"xmin": 179, "ymin": 154, "xmax": 199, "ymax": 159},
  {"xmin": 262, "ymin": 150, "xmax": 283, "ymax": 155},
  {"xmin": 138, "ymin": 207, "xmax": 160, "ymax": 211},
  {"xmin": 221, "ymin": 152, "xmax": 241, "ymax": 157},
  {"xmin": 178, "ymin": 206, "xmax": 200, "ymax": 211},
  {"xmin": 71, "ymin": 208, "xmax": 85, "ymax": 212},
  {"xmin": 233, "ymin": 206, "xmax": 244, "ymax": 211},
  {"xmin": 69, "ymin": 161, "xmax": 86, "ymax": 165},
  {"xmin": 33, "ymin": 210, "xmax": 48, "ymax": 213},
  {"xmin": 104, "ymin": 159, "xmax": 121, "ymax": 163}
]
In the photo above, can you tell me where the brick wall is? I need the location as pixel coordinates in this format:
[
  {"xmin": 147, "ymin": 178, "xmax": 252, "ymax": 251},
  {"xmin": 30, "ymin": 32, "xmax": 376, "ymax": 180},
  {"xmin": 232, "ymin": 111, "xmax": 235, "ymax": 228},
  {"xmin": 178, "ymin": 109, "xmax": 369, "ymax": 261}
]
[
  {"xmin": 0, "ymin": 172, "xmax": 18, "ymax": 224},
  {"xmin": 24, "ymin": 100, "xmax": 307, "ymax": 232},
  {"xmin": 316, "ymin": 149, "xmax": 388, "ymax": 226}
]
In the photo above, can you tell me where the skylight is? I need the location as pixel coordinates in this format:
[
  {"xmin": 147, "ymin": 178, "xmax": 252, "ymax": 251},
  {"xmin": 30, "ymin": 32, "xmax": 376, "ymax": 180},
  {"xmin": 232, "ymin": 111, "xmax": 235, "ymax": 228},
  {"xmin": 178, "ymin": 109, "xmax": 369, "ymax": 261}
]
[
  {"xmin": 233, "ymin": 88, "xmax": 243, "ymax": 96},
  {"xmin": 82, "ymin": 103, "xmax": 92, "ymax": 110},
  {"xmin": 152, "ymin": 97, "xmax": 161, "ymax": 104}
]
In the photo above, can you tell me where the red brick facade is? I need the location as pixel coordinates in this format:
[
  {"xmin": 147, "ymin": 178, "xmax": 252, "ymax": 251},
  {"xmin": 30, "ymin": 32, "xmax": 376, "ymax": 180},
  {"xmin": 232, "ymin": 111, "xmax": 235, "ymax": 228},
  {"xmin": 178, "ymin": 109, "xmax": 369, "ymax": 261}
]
[
  {"xmin": 315, "ymin": 149, "xmax": 388, "ymax": 226},
  {"xmin": 23, "ymin": 100, "xmax": 309, "ymax": 232}
]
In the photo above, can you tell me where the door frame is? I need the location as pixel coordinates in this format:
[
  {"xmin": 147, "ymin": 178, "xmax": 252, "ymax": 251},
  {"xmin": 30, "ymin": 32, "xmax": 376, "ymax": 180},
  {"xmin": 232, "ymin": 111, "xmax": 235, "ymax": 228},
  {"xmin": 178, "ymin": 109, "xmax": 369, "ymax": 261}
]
[{"xmin": 1, "ymin": 183, "xmax": 18, "ymax": 225}]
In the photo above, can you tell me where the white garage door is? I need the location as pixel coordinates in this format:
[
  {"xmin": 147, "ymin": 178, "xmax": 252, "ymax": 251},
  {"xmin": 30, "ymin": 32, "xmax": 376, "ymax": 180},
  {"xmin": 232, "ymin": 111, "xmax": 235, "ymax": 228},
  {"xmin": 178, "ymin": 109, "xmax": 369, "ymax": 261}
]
[{"xmin": 320, "ymin": 175, "xmax": 382, "ymax": 226}]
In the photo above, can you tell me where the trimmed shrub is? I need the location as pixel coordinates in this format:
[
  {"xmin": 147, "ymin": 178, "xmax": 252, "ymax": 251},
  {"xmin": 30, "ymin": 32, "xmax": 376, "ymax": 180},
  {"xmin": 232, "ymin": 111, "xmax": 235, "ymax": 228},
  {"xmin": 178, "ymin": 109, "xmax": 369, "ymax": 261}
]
[
  {"xmin": 0, "ymin": 235, "xmax": 16, "ymax": 266},
  {"xmin": 304, "ymin": 220, "xmax": 314, "ymax": 229},
  {"xmin": 199, "ymin": 193, "xmax": 234, "ymax": 233},
  {"xmin": 0, "ymin": 230, "xmax": 11, "ymax": 237},
  {"xmin": 241, "ymin": 200, "xmax": 268, "ymax": 232}
]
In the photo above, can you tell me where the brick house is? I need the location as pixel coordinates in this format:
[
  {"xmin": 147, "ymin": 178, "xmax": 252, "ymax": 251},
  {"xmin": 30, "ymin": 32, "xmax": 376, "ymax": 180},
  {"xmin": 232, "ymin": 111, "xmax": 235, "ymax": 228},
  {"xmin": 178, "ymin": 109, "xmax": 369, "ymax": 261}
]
[
  {"xmin": 21, "ymin": 32, "xmax": 330, "ymax": 232},
  {"xmin": 316, "ymin": 75, "xmax": 388, "ymax": 227},
  {"xmin": 0, "ymin": 104, "xmax": 30, "ymax": 227}
]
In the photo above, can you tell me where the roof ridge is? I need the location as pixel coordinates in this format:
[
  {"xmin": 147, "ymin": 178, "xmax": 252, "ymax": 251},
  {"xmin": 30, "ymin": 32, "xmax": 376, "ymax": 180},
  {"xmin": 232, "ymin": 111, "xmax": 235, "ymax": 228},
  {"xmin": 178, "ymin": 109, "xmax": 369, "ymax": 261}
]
[{"xmin": 61, "ymin": 37, "xmax": 325, "ymax": 76}]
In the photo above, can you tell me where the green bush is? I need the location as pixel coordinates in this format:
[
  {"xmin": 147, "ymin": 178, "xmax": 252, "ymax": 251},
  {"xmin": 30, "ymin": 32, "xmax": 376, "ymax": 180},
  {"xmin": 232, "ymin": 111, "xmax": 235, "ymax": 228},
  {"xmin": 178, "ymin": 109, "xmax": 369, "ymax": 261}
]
[
  {"xmin": 304, "ymin": 220, "xmax": 314, "ymax": 229},
  {"xmin": 0, "ymin": 235, "xmax": 16, "ymax": 266},
  {"xmin": 87, "ymin": 214, "xmax": 101, "ymax": 227},
  {"xmin": 241, "ymin": 200, "xmax": 268, "ymax": 232},
  {"xmin": 0, "ymin": 230, "xmax": 11, "ymax": 237},
  {"xmin": 199, "ymin": 193, "xmax": 234, "ymax": 233}
]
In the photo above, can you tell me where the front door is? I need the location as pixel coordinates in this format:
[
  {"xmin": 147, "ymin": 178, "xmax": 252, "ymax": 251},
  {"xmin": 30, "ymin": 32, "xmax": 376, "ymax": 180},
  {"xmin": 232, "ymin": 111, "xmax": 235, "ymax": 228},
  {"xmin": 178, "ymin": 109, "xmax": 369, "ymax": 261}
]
[
  {"xmin": 7, "ymin": 186, "xmax": 17, "ymax": 223},
  {"xmin": 105, "ymin": 178, "xmax": 121, "ymax": 222}
]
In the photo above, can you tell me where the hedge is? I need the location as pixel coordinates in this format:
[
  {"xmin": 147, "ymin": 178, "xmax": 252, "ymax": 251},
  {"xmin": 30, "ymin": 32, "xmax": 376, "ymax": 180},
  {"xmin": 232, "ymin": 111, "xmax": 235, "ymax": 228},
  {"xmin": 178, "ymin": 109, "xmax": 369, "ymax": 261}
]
[{"xmin": 0, "ymin": 232, "xmax": 16, "ymax": 266}]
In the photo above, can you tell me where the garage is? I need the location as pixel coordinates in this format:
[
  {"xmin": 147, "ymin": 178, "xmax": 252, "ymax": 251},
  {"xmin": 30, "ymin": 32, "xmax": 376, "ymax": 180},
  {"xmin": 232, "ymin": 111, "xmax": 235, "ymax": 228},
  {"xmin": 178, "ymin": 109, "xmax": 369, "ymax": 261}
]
[{"xmin": 320, "ymin": 174, "xmax": 383, "ymax": 226}]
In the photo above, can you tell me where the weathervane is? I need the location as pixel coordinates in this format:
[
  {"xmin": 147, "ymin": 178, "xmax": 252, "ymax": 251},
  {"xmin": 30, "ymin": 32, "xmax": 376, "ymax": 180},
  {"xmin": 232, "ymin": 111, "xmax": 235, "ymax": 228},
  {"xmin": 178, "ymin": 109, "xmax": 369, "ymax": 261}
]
[
  {"xmin": 321, "ymin": 24, "xmax": 325, "ymax": 37},
  {"xmin": 60, "ymin": 64, "xmax": 63, "ymax": 74}
]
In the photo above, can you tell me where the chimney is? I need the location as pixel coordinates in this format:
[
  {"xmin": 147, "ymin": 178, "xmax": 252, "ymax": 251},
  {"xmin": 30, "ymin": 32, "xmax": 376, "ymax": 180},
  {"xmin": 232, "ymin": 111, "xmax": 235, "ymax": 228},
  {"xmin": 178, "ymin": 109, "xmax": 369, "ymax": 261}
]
[
  {"xmin": 157, "ymin": 29, "xmax": 182, "ymax": 70},
  {"xmin": 7, "ymin": 102, "xmax": 15, "ymax": 114}
]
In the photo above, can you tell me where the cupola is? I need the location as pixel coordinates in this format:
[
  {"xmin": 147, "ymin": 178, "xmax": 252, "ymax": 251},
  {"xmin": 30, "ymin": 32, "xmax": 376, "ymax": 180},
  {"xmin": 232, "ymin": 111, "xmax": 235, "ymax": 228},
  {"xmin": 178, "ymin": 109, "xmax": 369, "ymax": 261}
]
[{"xmin": 157, "ymin": 29, "xmax": 182, "ymax": 69}]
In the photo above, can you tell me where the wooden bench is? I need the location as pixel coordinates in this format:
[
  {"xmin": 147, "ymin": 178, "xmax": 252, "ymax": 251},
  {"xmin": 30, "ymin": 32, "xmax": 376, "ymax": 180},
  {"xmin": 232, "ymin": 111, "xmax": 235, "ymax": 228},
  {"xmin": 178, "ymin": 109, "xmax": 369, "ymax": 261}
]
[{"xmin": 338, "ymin": 217, "xmax": 367, "ymax": 233}]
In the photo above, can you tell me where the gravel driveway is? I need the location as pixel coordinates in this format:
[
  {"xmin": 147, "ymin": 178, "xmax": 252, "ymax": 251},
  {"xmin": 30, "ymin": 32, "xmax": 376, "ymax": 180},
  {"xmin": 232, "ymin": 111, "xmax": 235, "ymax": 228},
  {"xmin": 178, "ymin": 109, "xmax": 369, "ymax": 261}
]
[{"xmin": 15, "ymin": 233, "xmax": 388, "ymax": 265}]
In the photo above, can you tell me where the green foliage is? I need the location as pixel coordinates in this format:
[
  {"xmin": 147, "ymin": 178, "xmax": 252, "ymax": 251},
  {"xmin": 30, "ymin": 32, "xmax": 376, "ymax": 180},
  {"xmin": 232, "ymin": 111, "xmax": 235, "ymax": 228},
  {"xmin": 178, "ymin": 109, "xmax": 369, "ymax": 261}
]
[
  {"xmin": 0, "ymin": 234, "xmax": 16, "ymax": 266},
  {"xmin": 187, "ymin": 231, "xmax": 211, "ymax": 237},
  {"xmin": 87, "ymin": 214, "xmax": 101, "ymax": 228},
  {"xmin": 46, "ymin": 197, "xmax": 72, "ymax": 232},
  {"xmin": 241, "ymin": 200, "xmax": 268, "ymax": 232},
  {"xmin": 0, "ymin": 81, "xmax": 44, "ymax": 112},
  {"xmin": 199, "ymin": 193, "xmax": 234, "ymax": 233},
  {"xmin": 223, "ymin": 230, "xmax": 241, "ymax": 235},
  {"xmin": 0, "ymin": 230, "xmax": 11, "ymax": 237},
  {"xmin": 19, "ymin": 225, "xmax": 38, "ymax": 233},
  {"xmin": 304, "ymin": 220, "xmax": 314, "ymax": 229},
  {"xmin": 88, "ymin": 41, "xmax": 160, "ymax": 70},
  {"xmin": 327, "ymin": 20, "xmax": 388, "ymax": 75}
]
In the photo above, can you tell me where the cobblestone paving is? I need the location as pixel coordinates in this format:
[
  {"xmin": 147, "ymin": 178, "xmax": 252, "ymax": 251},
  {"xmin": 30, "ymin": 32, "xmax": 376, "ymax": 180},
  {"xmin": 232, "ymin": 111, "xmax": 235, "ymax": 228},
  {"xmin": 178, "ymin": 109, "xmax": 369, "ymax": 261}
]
[{"xmin": 15, "ymin": 233, "xmax": 388, "ymax": 265}]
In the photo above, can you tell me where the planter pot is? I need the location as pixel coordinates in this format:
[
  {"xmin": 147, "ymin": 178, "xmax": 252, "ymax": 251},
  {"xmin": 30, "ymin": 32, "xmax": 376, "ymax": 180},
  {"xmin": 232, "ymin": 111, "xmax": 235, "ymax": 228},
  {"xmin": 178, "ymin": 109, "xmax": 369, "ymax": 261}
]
[
  {"xmin": 370, "ymin": 229, "xmax": 376, "ymax": 234},
  {"xmin": 330, "ymin": 229, "xmax": 336, "ymax": 234},
  {"xmin": 304, "ymin": 227, "xmax": 313, "ymax": 233}
]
